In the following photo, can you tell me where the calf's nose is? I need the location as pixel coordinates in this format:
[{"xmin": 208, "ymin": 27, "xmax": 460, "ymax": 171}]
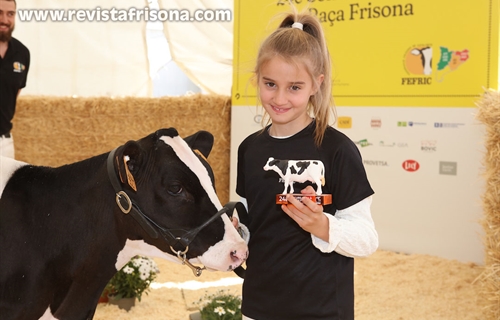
[
  {"xmin": 230, "ymin": 250, "xmax": 248, "ymax": 264},
  {"xmin": 230, "ymin": 247, "xmax": 248, "ymax": 265}
]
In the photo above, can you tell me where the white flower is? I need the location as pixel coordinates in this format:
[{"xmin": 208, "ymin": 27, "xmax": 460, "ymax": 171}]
[
  {"xmin": 139, "ymin": 257, "xmax": 159, "ymax": 273},
  {"xmin": 132, "ymin": 259, "xmax": 141, "ymax": 268},
  {"xmin": 122, "ymin": 266, "xmax": 134, "ymax": 274},
  {"xmin": 214, "ymin": 306, "xmax": 226, "ymax": 315},
  {"xmin": 228, "ymin": 309, "xmax": 235, "ymax": 314},
  {"xmin": 199, "ymin": 299, "xmax": 211, "ymax": 308},
  {"xmin": 139, "ymin": 264, "xmax": 152, "ymax": 277}
]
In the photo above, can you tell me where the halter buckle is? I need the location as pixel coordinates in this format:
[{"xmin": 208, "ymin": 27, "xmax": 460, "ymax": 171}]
[{"xmin": 116, "ymin": 191, "xmax": 132, "ymax": 214}]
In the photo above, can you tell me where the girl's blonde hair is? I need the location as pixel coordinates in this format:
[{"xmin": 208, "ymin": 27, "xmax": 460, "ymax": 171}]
[{"xmin": 255, "ymin": 8, "xmax": 335, "ymax": 146}]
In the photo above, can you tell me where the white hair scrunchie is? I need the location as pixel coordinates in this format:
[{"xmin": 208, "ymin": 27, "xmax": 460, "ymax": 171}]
[{"xmin": 291, "ymin": 22, "xmax": 303, "ymax": 30}]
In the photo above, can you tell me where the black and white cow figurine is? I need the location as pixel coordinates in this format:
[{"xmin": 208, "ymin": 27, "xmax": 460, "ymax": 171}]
[
  {"xmin": 263, "ymin": 157, "xmax": 325, "ymax": 195},
  {"xmin": 0, "ymin": 128, "xmax": 248, "ymax": 320}
]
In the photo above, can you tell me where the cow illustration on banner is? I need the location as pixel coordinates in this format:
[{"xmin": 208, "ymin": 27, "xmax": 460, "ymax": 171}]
[{"xmin": 404, "ymin": 45, "xmax": 470, "ymax": 82}]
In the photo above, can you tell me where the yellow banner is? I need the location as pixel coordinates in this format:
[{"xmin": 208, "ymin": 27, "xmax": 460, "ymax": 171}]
[{"xmin": 232, "ymin": 0, "xmax": 499, "ymax": 107}]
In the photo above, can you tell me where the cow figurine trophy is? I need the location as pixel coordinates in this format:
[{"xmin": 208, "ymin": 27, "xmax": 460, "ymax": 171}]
[{"xmin": 263, "ymin": 157, "xmax": 332, "ymax": 205}]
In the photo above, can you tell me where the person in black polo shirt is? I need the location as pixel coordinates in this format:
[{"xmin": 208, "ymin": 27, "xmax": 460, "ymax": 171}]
[{"xmin": 0, "ymin": 0, "xmax": 29, "ymax": 158}]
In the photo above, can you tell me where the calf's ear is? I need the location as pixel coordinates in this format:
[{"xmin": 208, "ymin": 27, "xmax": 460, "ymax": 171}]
[
  {"xmin": 115, "ymin": 141, "xmax": 143, "ymax": 192},
  {"xmin": 183, "ymin": 130, "xmax": 214, "ymax": 159}
]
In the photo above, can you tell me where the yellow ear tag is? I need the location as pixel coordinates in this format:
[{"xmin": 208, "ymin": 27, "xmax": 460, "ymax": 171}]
[{"xmin": 124, "ymin": 156, "xmax": 137, "ymax": 192}]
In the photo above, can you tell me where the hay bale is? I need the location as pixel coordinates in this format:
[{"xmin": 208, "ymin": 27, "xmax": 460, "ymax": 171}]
[
  {"xmin": 475, "ymin": 89, "xmax": 500, "ymax": 319},
  {"xmin": 12, "ymin": 94, "xmax": 232, "ymax": 203}
]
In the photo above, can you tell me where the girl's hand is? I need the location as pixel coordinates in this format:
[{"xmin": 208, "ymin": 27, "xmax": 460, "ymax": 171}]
[{"xmin": 281, "ymin": 186, "xmax": 330, "ymax": 242}]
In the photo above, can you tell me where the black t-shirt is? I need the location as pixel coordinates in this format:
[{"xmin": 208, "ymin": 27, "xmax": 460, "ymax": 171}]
[
  {"xmin": 0, "ymin": 37, "xmax": 30, "ymax": 135},
  {"xmin": 236, "ymin": 121, "xmax": 374, "ymax": 320}
]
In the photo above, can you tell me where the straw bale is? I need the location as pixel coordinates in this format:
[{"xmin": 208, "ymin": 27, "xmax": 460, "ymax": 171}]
[
  {"xmin": 475, "ymin": 89, "xmax": 500, "ymax": 319},
  {"xmin": 12, "ymin": 94, "xmax": 232, "ymax": 203}
]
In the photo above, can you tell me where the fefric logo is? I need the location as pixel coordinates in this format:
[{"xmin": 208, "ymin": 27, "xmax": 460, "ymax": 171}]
[
  {"xmin": 402, "ymin": 160, "xmax": 420, "ymax": 172},
  {"xmin": 403, "ymin": 45, "xmax": 469, "ymax": 83},
  {"xmin": 436, "ymin": 47, "xmax": 469, "ymax": 82},
  {"xmin": 13, "ymin": 61, "xmax": 26, "ymax": 73},
  {"xmin": 337, "ymin": 116, "xmax": 352, "ymax": 129},
  {"xmin": 404, "ymin": 46, "xmax": 433, "ymax": 76}
]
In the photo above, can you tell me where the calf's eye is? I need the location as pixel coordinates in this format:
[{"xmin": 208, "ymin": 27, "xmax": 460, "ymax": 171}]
[{"xmin": 167, "ymin": 183, "xmax": 183, "ymax": 195}]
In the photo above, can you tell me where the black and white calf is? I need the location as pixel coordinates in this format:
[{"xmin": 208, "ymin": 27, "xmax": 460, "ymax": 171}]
[
  {"xmin": 263, "ymin": 157, "xmax": 325, "ymax": 195},
  {"xmin": 0, "ymin": 128, "xmax": 248, "ymax": 320}
]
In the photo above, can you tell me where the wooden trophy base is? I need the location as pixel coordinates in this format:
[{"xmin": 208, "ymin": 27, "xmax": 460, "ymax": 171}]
[{"xmin": 276, "ymin": 194, "xmax": 332, "ymax": 205}]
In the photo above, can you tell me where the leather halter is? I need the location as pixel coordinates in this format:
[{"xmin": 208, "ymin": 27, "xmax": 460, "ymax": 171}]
[{"xmin": 106, "ymin": 147, "xmax": 235, "ymax": 276}]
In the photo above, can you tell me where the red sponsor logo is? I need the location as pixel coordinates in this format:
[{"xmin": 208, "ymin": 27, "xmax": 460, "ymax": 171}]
[
  {"xmin": 402, "ymin": 160, "xmax": 419, "ymax": 172},
  {"xmin": 371, "ymin": 118, "xmax": 381, "ymax": 128}
]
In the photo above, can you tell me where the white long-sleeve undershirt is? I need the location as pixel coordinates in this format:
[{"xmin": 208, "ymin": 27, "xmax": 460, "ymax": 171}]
[{"xmin": 311, "ymin": 196, "xmax": 378, "ymax": 258}]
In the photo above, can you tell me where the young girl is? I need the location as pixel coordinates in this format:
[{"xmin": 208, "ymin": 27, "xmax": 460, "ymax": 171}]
[{"xmin": 235, "ymin": 9, "xmax": 378, "ymax": 320}]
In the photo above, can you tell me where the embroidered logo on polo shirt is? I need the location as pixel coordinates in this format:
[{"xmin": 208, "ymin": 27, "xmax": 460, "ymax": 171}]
[{"xmin": 13, "ymin": 62, "xmax": 26, "ymax": 73}]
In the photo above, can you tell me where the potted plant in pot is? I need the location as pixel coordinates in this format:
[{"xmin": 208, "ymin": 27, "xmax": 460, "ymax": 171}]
[
  {"xmin": 103, "ymin": 255, "xmax": 159, "ymax": 311},
  {"xmin": 192, "ymin": 290, "xmax": 242, "ymax": 320}
]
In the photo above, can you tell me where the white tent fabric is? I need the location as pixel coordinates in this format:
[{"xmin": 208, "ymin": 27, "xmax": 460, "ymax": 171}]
[
  {"xmin": 14, "ymin": 0, "xmax": 151, "ymax": 97},
  {"xmin": 145, "ymin": 1, "xmax": 202, "ymax": 96},
  {"xmin": 159, "ymin": 0, "xmax": 233, "ymax": 95}
]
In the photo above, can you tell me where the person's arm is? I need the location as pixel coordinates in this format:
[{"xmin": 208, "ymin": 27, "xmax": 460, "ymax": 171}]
[{"xmin": 311, "ymin": 196, "xmax": 378, "ymax": 258}]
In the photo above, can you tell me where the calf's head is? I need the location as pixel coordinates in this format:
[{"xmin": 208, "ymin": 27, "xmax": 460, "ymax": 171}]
[{"xmin": 109, "ymin": 128, "xmax": 247, "ymax": 273}]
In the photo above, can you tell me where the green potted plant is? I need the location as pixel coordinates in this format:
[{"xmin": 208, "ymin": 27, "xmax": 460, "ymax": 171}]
[
  {"xmin": 103, "ymin": 255, "xmax": 159, "ymax": 311},
  {"xmin": 192, "ymin": 290, "xmax": 242, "ymax": 320}
]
